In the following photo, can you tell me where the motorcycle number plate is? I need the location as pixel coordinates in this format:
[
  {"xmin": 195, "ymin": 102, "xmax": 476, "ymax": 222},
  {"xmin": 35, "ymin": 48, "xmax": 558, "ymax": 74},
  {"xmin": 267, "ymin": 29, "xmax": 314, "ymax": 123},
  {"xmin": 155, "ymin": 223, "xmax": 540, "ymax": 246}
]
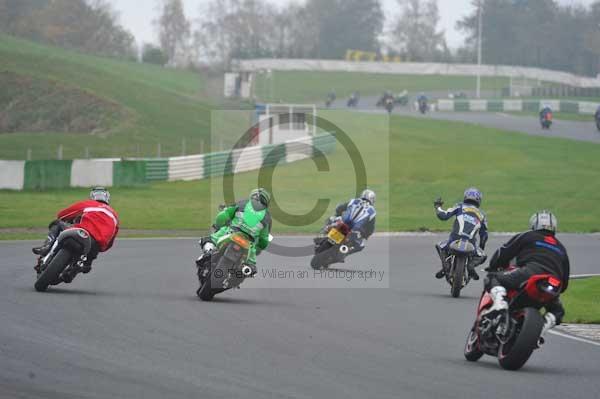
[{"xmin": 328, "ymin": 228, "xmax": 345, "ymax": 244}]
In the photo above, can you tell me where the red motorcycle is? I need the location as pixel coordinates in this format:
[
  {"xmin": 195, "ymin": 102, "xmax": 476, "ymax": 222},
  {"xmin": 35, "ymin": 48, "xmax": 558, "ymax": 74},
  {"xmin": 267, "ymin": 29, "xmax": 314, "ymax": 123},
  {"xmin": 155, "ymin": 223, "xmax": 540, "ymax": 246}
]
[{"xmin": 464, "ymin": 268, "xmax": 562, "ymax": 370}]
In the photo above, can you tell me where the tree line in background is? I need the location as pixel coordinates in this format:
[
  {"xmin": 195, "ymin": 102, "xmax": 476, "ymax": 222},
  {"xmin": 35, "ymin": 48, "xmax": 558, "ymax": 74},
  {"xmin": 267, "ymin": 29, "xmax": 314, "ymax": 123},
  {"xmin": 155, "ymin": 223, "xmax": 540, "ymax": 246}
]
[
  {"xmin": 458, "ymin": 0, "xmax": 600, "ymax": 77},
  {"xmin": 1, "ymin": 0, "xmax": 600, "ymax": 76},
  {"xmin": 0, "ymin": 0, "xmax": 136, "ymax": 59}
]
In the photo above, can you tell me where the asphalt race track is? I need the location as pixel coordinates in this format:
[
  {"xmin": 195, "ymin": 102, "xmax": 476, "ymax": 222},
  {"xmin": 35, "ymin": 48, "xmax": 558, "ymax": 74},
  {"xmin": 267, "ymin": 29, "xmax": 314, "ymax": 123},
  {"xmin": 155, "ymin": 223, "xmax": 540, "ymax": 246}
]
[
  {"xmin": 1, "ymin": 235, "xmax": 599, "ymax": 399},
  {"xmin": 335, "ymin": 95, "xmax": 600, "ymax": 144}
]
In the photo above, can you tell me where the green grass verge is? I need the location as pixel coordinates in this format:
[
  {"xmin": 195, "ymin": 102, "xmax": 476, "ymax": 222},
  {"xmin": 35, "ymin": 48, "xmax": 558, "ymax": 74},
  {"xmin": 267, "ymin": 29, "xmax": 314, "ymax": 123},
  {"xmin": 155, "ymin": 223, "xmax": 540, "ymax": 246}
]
[
  {"xmin": 0, "ymin": 35, "xmax": 215, "ymax": 159},
  {"xmin": 562, "ymin": 277, "xmax": 600, "ymax": 324},
  {"xmin": 2, "ymin": 111, "xmax": 600, "ymax": 235},
  {"xmin": 254, "ymin": 71, "xmax": 509, "ymax": 103}
]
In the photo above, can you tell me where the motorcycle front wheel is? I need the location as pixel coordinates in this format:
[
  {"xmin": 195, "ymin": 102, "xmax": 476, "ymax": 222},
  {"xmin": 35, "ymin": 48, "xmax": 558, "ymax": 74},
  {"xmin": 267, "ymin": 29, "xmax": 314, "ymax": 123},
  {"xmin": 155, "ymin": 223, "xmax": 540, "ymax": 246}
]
[{"xmin": 464, "ymin": 325, "xmax": 484, "ymax": 362}]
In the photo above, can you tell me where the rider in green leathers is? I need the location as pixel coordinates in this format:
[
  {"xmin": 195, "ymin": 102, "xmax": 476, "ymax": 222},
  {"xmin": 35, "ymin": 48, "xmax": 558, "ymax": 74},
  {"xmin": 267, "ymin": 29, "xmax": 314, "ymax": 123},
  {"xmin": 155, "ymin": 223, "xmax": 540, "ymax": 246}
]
[{"xmin": 199, "ymin": 188, "xmax": 272, "ymax": 271}]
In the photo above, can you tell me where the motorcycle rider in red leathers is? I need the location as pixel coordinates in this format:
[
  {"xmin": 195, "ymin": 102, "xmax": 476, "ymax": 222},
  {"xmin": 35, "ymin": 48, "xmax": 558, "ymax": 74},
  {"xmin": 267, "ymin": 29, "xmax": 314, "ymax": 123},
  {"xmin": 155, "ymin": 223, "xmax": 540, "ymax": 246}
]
[{"xmin": 33, "ymin": 187, "xmax": 119, "ymax": 281}]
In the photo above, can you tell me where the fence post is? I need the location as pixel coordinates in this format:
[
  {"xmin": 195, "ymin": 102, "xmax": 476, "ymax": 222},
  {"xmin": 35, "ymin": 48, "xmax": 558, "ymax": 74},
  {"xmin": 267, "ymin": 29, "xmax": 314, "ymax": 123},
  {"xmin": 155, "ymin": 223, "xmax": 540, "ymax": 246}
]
[
  {"xmin": 57, "ymin": 145, "xmax": 63, "ymax": 160},
  {"xmin": 27, "ymin": 148, "xmax": 32, "ymax": 161},
  {"xmin": 157, "ymin": 143, "xmax": 162, "ymax": 158},
  {"xmin": 181, "ymin": 138, "xmax": 186, "ymax": 156},
  {"xmin": 85, "ymin": 147, "xmax": 90, "ymax": 159},
  {"xmin": 200, "ymin": 140, "xmax": 204, "ymax": 154}
]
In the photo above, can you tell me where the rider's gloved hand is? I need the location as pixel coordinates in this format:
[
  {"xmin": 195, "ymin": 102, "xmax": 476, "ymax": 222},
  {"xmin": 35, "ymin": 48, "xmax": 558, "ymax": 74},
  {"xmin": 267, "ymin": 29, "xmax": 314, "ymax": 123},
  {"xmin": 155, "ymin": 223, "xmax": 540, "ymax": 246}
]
[{"xmin": 434, "ymin": 198, "xmax": 444, "ymax": 208}]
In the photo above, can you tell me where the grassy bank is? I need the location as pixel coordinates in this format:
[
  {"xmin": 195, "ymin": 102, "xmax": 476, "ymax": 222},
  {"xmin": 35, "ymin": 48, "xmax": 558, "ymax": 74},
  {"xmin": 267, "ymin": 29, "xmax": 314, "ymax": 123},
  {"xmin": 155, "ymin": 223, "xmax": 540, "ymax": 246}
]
[
  {"xmin": 562, "ymin": 277, "xmax": 600, "ymax": 324},
  {"xmin": 2, "ymin": 111, "xmax": 600, "ymax": 235},
  {"xmin": 0, "ymin": 35, "xmax": 214, "ymax": 159}
]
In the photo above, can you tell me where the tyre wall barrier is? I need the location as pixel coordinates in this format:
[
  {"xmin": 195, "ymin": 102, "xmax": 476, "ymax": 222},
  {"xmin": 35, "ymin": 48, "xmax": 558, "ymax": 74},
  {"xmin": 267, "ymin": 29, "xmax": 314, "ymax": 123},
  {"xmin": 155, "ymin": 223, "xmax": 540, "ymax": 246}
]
[
  {"xmin": 435, "ymin": 99, "xmax": 599, "ymax": 114},
  {"xmin": 0, "ymin": 134, "xmax": 336, "ymax": 190}
]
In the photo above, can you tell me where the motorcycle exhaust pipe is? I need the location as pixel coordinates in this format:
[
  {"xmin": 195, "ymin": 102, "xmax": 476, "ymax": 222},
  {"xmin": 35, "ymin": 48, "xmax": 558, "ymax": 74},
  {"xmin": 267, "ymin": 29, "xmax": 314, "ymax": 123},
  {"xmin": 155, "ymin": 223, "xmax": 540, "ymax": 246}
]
[
  {"xmin": 339, "ymin": 245, "xmax": 350, "ymax": 254},
  {"xmin": 241, "ymin": 265, "xmax": 254, "ymax": 277}
]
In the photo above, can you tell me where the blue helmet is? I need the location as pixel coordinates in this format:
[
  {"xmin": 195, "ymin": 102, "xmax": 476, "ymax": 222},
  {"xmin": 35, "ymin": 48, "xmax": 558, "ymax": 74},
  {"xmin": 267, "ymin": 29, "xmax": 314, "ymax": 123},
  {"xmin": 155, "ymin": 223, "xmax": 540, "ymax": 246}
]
[{"xmin": 463, "ymin": 187, "xmax": 482, "ymax": 207}]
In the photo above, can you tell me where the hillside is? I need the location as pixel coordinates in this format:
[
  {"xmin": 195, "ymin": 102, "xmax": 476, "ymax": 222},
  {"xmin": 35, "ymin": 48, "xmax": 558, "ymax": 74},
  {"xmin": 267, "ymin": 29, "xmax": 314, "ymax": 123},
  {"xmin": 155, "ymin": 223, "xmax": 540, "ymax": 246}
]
[{"xmin": 0, "ymin": 35, "xmax": 213, "ymax": 160}]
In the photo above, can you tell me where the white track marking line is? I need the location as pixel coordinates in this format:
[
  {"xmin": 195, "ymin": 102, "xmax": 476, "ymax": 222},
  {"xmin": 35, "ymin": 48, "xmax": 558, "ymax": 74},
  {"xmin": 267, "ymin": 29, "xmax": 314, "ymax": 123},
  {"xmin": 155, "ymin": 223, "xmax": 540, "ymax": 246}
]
[{"xmin": 549, "ymin": 330, "xmax": 600, "ymax": 347}]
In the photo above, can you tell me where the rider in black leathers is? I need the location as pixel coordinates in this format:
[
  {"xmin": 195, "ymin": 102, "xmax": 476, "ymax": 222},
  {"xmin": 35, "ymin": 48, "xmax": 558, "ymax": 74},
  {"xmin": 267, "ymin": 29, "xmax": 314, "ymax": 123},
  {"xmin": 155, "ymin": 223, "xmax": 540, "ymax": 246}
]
[{"xmin": 485, "ymin": 210, "xmax": 569, "ymax": 338}]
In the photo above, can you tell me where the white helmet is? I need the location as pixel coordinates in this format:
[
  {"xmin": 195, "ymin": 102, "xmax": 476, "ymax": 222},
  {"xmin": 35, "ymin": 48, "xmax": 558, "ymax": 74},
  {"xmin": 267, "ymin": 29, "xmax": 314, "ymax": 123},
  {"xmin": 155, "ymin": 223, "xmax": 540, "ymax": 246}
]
[
  {"xmin": 529, "ymin": 210, "xmax": 557, "ymax": 233},
  {"xmin": 90, "ymin": 187, "xmax": 110, "ymax": 205},
  {"xmin": 361, "ymin": 189, "xmax": 376, "ymax": 205}
]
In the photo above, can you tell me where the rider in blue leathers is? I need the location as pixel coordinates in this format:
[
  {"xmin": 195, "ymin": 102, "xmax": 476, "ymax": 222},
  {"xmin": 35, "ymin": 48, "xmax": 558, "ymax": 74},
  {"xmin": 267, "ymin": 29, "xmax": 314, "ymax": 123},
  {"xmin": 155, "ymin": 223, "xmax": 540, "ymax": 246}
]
[
  {"xmin": 321, "ymin": 189, "xmax": 376, "ymax": 254},
  {"xmin": 434, "ymin": 188, "xmax": 488, "ymax": 281}
]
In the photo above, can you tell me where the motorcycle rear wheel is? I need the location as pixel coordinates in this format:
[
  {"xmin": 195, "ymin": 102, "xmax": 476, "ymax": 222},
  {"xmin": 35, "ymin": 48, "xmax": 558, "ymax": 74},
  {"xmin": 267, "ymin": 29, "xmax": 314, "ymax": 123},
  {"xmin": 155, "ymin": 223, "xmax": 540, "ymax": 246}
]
[
  {"xmin": 34, "ymin": 248, "xmax": 72, "ymax": 292},
  {"xmin": 310, "ymin": 243, "xmax": 337, "ymax": 270},
  {"xmin": 498, "ymin": 307, "xmax": 544, "ymax": 370}
]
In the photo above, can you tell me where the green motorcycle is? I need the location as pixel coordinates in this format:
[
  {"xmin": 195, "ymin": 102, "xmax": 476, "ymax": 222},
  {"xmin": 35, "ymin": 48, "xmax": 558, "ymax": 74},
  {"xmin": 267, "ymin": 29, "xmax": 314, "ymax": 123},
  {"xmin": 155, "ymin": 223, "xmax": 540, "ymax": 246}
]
[{"xmin": 196, "ymin": 231, "xmax": 256, "ymax": 301}]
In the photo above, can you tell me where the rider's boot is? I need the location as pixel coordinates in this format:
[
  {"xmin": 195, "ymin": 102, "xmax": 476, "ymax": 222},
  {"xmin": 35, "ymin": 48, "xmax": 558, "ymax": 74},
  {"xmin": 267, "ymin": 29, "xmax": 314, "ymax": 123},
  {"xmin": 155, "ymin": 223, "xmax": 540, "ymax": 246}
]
[
  {"xmin": 435, "ymin": 244, "xmax": 447, "ymax": 279},
  {"xmin": 467, "ymin": 250, "xmax": 487, "ymax": 281},
  {"xmin": 32, "ymin": 235, "xmax": 55, "ymax": 256},
  {"xmin": 467, "ymin": 264, "xmax": 480, "ymax": 281},
  {"xmin": 487, "ymin": 286, "xmax": 509, "ymax": 313}
]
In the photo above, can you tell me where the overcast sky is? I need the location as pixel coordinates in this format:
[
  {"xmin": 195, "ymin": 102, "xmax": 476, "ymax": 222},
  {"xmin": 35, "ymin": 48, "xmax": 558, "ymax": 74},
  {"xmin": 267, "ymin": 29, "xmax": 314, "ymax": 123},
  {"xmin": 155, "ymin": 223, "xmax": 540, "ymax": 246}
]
[{"xmin": 107, "ymin": 0, "xmax": 596, "ymax": 49}]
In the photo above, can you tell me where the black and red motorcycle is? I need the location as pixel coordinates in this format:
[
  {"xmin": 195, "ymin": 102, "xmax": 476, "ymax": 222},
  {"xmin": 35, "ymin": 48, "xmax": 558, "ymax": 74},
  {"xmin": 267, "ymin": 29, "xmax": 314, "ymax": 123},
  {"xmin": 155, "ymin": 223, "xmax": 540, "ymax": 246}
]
[
  {"xmin": 311, "ymin": 219, "xmax": 356, "ymax": 270},
  {"xmin": 464, "ymin": 268, "xmax": 562, "ymax": 370}
]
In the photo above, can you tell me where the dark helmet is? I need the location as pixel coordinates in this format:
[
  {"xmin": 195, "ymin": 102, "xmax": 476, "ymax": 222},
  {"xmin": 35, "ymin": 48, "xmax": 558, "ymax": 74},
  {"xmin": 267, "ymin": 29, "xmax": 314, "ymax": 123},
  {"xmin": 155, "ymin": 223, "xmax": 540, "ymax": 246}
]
[
  {"xmin": 90, "ymin": 187, "xmax": 110, "ymax": 205},
  {"xmin": 361, "ymin": 189, "xmax": 376, "ymax": 205},
  {"xmin": 463, "ymin": 187, "xmax": 482, "ymax": 207},
  {"xmin": 250, "ymin": 188, "xmax": 271, "ymax": 211},
  {"xmin": 529, "ymin": 210, "xmax": 558, "ymax": 233}
]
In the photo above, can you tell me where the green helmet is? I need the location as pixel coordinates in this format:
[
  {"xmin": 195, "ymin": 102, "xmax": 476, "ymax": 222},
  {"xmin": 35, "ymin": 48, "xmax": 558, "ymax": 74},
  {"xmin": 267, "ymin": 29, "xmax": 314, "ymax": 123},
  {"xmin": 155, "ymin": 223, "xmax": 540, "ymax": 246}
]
[{"xmin": 250, "ymin": 188, "xmax": 271, "ymax": 211}]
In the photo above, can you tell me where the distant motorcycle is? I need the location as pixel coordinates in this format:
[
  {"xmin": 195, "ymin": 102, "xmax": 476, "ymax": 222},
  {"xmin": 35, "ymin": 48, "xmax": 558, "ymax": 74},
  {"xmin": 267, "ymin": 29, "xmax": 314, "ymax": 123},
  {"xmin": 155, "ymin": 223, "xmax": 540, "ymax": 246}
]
[
  {"xmin": 595, "ymin": 113, "xmax": 600, "ymax": 132},
  {"xmin": 464, "ymin": 267, "xmax": 563, "ymax": 370},
  {"xmin": 376, "ymin": 91, "xmax": 393, "ymax": 107},
  {"xmin": 347, "ymin": 93, "xmax": 359, "ymax": 107},
  {"xmin": 311, "ymin": 218, "xmax": 360, "ymax": 270},
  {"xmin": 385, "ymin": 98, "xmax": 394, "ymax": 114},
  {"xmin": 440, "ymin": 238, "xmax": 478, "ymax": 298},
  {"xmin": 394, "ymin": 91, "xmax": 409, "ymax": 106},
  {"xmin": 34, "ymin": 228, "xmax": 93, "ymax": 292},
  {"xmin": 540, "ymin": 112, "xmax": 553, "ymax": 130},
  {"xmin": 418, "ymin": 100, "xmax": 429, "ymax": 114}
]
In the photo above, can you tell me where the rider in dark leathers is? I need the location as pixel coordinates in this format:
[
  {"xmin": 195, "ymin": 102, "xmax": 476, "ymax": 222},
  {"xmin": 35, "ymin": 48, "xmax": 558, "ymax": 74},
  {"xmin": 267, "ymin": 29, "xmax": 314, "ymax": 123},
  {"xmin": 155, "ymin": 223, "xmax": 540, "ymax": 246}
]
[
  {"xmin": 484, "ymin": 210, "xmax": 569, "ymax": 338},
  {"xmin": 434, "ymin": 188, "xmax": 488, "ymax": 281}
]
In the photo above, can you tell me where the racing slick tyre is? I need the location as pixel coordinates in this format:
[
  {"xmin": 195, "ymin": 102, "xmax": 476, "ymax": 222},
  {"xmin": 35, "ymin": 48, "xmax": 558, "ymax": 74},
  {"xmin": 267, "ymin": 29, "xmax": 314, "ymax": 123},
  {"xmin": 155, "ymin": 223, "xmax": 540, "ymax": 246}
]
[
  {"xmin": 34, "ymin": 248, "xmax": 71, "ymax": 292},
  {"xmin": 498, "ymin": 307, "xmax": 545, "ymax": 371}
]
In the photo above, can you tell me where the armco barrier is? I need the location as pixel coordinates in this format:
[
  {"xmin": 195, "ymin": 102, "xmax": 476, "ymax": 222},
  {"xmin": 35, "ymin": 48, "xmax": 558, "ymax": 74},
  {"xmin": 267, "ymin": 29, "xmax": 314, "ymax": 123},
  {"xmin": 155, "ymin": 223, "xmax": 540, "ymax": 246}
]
[{"xmin": 0, "ymin": 134, "xmax": 337, "ymax": 190}]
